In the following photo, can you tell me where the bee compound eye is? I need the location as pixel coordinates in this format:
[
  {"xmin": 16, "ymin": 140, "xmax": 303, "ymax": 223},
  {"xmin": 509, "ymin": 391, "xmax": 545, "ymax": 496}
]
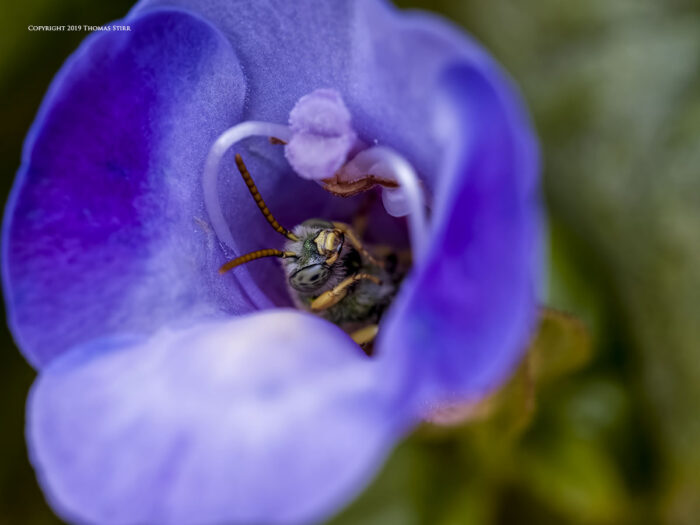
[{"xmin": 290, "ymin": 264, "xmax": 330, "ymax": 291}]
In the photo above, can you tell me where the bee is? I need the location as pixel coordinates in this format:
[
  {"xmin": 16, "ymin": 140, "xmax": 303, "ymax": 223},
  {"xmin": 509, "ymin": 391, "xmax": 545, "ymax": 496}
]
[{"xmin": 219, "ymin": 154, "xmax": 404, "ymax": 351}]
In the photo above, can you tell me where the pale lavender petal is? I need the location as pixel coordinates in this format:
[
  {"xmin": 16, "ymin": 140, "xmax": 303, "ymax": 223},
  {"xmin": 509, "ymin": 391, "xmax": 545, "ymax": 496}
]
[{"xmin": 28, "ymin": 311, "xmax": 411, "ymax": 525}]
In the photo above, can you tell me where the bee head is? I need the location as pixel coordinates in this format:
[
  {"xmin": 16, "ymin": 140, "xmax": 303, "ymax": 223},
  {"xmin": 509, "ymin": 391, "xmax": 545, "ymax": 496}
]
[{"xmin": 286, "ymin": 221, "xmax": 346, "ymax": 293}]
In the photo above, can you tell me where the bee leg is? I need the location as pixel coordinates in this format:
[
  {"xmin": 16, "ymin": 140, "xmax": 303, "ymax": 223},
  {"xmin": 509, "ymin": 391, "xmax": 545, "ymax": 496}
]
[
  {"xmin": 350, "ymin": 324, "xmax": 379, "ymax": 346},
  {"xmin": 310, "ymin": 273, "xmax": 381, "ymax": 311},
  {"xmin": 332, "ymin": 221, "xmax": 383, "ymax": 267}
]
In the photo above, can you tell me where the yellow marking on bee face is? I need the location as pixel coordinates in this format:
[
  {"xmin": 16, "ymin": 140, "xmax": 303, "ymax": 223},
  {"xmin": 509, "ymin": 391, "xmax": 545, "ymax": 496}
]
[{"xmin": 314, "ymin": 229, "xmax": 344, "ymax": 265}]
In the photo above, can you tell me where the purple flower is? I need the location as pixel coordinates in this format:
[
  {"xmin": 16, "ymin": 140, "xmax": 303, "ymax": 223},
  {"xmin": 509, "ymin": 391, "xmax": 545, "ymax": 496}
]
[{"xmin": 2, "ymin": 1, "xmax": 541, "ymax": 524}]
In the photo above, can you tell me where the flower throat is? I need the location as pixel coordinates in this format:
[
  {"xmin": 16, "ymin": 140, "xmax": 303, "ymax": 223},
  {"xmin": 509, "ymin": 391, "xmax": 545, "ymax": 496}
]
[
  {"xmin": 204, "ymin": 89, "xmax": 426, "ymax": 353},
  {"xmin": 218, "ymin": 153, "xmax": 409, "ymax": 354}
]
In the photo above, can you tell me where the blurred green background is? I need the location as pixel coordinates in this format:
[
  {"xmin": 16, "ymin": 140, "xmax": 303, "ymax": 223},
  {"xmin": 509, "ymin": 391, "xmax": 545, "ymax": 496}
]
[{"xmin": 2, "ymin": 1, "xmax": 699, "ymax": 523}]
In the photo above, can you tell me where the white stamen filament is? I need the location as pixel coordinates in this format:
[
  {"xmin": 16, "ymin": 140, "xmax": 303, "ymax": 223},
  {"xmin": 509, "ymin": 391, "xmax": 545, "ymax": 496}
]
[
  {"xmin": 203, "ymin": 122, "xmax": 428, "ymax": 260},
  {"xmin": 203, "ymin": 121, "xmax": 292, "ymax": 249},
  {"xmin": 341, "ymin": 147, "xmax": 428, "ymax": 258}
]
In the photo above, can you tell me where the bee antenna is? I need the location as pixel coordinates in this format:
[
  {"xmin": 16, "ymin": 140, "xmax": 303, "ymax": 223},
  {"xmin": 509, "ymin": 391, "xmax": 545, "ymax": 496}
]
[
  {"xmin": 219, "ymin": 249, "xmax": 297, "ymax": 274},
  {"xmin": 234, "ymin": 154, "xmax": 299, "ymax": 241}
]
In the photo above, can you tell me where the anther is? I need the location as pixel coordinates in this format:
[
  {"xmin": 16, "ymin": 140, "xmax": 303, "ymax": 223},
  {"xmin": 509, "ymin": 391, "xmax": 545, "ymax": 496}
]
[
  {"xmin": 338, "ymin": 147, "xmax": 428, "ymax": 257},
  {"xmin": 284, "ymin": 88, "xmax": 358, "ymax": 181}
]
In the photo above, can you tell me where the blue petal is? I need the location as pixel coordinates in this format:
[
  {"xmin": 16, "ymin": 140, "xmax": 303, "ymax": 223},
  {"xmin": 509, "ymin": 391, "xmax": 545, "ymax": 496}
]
[
  {"xmin": 132, "ymin": 0, "xmax": 487, "ymax": 192},
  {"xmin": 4, "ymin": 5, "xmax": 382, "ymax": 369},
  {"xmin": 3, "ymin": 10, "xmax": 252, "ymax": 368},
  {"xmin": 28, "ymin": 311, "xmax": 410, "ymax": 525},
  {"xmin": 378, "ymin": 62, "xmax": 542, "ymax": 407}
]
